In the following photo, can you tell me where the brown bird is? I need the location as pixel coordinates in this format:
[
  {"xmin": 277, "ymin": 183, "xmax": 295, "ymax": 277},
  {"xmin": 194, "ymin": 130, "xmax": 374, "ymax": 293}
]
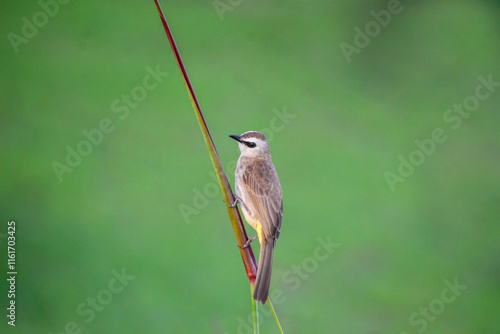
[{"xmin": 229, "ymin": 131, "xmax": 283, "ymax": 304}]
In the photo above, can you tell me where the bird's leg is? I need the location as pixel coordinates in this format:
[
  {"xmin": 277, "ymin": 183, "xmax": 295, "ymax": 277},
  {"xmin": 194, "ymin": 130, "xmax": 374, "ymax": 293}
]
[
  {"xmin": 238, "ymin": 235, "xmax": 257, "ymax": 249},
  {"xmin": 228, "ymin": 195, "xmax": 250, "ymax": 213},
  {"xmin": 228, "ymin": 195, "xmax": 241, "ymax": 208},
  {"xmin": 228, "ymin": 195, "xmax": 254, "ymax": 248}
]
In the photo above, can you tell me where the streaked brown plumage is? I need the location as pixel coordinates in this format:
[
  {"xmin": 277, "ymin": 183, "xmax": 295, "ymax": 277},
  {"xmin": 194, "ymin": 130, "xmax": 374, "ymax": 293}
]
[{"xmin": 229, "ymin": 131, "xmax": 283, "ymax": 304}]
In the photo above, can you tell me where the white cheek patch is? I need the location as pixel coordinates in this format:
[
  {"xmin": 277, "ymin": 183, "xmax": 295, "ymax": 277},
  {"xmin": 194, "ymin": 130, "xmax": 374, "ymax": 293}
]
[{"xmin": 238, "ymin": 137, "xmax": 269, "ymax": 157}]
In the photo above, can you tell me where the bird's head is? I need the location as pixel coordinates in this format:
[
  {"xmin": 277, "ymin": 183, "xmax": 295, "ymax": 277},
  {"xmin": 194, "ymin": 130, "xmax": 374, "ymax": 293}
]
[{"xmin": 229, "ymin": 131, "xmax": 270, "ymax": 157}]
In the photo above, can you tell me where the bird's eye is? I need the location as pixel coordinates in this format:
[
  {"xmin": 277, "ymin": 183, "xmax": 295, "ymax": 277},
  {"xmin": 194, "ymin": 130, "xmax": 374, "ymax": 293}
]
[{"xmin": 246, "ymin": 142, "xmax": 256, "ymax": 148}]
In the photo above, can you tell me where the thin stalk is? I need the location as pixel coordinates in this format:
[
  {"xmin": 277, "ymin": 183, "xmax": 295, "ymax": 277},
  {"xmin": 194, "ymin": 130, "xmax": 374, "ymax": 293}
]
[
  {"xmin": 268, "ymin": 297, "xmax": 284, "ymax": 334},
  {"xmin": 152, "ymin": 0, "xmax": 261, "ymax": 330},
  {"xmin": 251, "ymin": 285, "xmax": 259, "ymax": 334},
  {"xmin": 152, "ymin": 0, "xmax": 257, "ymax": 283}
]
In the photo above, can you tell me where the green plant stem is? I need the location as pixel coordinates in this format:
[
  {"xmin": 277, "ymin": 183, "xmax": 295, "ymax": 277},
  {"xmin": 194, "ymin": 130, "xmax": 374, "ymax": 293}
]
[
  {"xmin": 268, "ymin": 297, "xmax": 284, "ymax": 334},
  {"xmin": 251, "ymin": 284, "xmax": 259, "ymax": 334}
]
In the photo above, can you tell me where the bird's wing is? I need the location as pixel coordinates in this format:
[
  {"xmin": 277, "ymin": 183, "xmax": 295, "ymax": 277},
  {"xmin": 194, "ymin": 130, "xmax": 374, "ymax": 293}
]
[{"xmin": 242, "ymin": 159, "xmax": 283, "ymax": 242}]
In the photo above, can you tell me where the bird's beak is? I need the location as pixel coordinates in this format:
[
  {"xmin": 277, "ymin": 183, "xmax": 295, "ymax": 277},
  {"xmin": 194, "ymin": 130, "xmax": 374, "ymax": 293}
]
[{"xmin": 229, "ymin": 134, "xmax": 242, "ymax": 143}]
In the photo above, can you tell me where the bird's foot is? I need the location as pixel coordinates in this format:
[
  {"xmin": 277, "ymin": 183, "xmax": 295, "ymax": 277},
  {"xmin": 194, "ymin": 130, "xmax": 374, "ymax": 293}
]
[{"xmin": 238, "ymin": 235, "xmax": 257, "ymax": 249}]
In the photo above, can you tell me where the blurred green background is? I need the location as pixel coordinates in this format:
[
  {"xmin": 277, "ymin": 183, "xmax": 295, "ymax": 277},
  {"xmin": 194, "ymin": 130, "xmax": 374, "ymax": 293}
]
[{"xmin": 1, "ymin": 0, "xmax": 499, "ymax": 333}]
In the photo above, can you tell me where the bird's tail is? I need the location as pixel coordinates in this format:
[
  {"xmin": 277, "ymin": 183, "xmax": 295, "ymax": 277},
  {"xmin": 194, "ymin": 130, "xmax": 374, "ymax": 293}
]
[{"xmin": 254, "ymin": 241, "xmax": 274, "ymax": 304}]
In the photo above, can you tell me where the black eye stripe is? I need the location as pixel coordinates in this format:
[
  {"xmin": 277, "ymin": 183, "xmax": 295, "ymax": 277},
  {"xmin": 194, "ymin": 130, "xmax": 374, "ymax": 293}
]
[{"xmin": 244, "ymin": 141, "xmax": 256, "ymax": 148}]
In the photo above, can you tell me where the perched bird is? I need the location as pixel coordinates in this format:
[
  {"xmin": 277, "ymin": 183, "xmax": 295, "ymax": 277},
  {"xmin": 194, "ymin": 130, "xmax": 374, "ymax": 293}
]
[{"xmin": 229, "ymin": 131, "xmax": 283, "ymax": 304}]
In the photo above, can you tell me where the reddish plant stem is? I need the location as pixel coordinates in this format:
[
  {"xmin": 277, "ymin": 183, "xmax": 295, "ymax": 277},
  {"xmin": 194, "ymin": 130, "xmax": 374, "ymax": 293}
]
[{"xmin": 153, "ymin": 0, "xmax": 257, "ymax": 283}]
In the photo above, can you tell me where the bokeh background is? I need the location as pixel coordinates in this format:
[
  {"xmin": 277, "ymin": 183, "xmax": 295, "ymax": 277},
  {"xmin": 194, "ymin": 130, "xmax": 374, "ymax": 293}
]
[{"xmin": 1, "ymin": 1, "xmax": 499, "ymax": 333}]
